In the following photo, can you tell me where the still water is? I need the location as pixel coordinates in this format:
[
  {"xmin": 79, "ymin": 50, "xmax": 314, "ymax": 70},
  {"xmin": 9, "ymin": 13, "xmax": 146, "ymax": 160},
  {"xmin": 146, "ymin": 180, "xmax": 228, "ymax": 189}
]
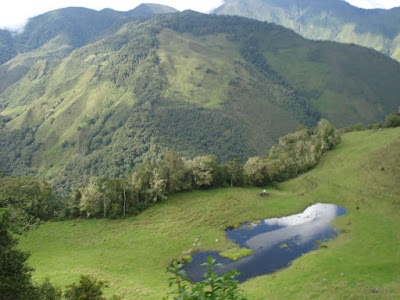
[{"xmin": 184, "ymin": 203, "xmax": 346, "ymax": 282}]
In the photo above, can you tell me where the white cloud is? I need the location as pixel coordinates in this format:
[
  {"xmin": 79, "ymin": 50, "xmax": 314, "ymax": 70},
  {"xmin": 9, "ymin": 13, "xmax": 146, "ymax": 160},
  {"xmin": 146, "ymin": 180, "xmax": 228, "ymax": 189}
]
[{"xmin": 345, "ymin": 0, "xmax": 400, "ymax": 9}]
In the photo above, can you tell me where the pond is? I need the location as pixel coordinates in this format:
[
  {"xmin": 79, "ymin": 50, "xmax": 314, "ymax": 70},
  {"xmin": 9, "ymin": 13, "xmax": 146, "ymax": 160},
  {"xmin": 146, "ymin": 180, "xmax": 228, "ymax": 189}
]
[{"xmin": 184, "ymin": 203, "xmax": 346, "ymax": 282}]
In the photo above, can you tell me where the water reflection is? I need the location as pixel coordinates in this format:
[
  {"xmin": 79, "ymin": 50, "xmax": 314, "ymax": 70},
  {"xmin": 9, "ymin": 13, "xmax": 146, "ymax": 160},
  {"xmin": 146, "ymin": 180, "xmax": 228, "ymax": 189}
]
[{"xmin": 184, "ymin": 203, "xmax": 346, "ymax": 282}]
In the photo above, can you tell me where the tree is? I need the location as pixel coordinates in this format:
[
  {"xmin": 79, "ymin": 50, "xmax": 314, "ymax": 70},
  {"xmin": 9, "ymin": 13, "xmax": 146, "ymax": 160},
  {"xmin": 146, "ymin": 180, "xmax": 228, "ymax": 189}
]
[
  {"xmin": 64, "ymin": 275, "xmax": 108, "ymax": 300},
  {"xmin": 148, "ymin": 167, "xmax": 167, "ymax": 203},
  {"xmin": 0, "ymin": 176, "xmax": 56, "ymax": 224},
  {"xmin": 184, "ymin": 155, "xmax": 217, "ymax": 189},
  {"xmin": 384, "ymin": 111, "xmax": 400, "ymax": 128},
  {"xmin": 314, "ymin": 118, "xmax": 340, "ymax": 152},
  {"xmin": 129, "ymin": 161, "xmax": 155, "ymax": 204},
  {"xmin": 243, "ymin": 156, "xmax": 269, "ymax": 186},
  {"xmin": 0, "ymin": 208, "xmax": 61, "ymax": 299},
  {"xmin": 0, "ymin": 208, "xmax": 36, "ymax": 299},
  {"xmin": 78, "ymin": 180, "xmax": 103, "ymax": 218},
  {"xmin": 99, "ymin": 178, "xmax": 129, "ymax": 219},
  {"xmin": 160, "ymin": 150, "xmax": 187, "ymax": 193},
  {"xmin": 224, "ymin": 158, "xmax": 245, "ymax": 187},
  {"xmin": 34, "ymin": 278, "xmax": 62, "ymax": 300}
]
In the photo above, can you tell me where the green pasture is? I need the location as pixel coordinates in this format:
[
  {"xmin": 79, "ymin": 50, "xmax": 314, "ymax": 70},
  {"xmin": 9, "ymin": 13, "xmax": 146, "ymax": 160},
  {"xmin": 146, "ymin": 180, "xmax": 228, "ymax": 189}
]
[{"xmin": 20, "ymin": 128, "xmax": 400, "ymax": 298}]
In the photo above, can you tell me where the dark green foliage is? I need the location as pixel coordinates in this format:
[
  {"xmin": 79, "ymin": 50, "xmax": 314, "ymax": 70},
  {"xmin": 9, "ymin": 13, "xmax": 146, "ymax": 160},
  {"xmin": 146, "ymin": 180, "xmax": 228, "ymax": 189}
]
[
  {"xmin": 34, "ymin": 278, "xmax": 62, "ymax": 300},
  {"xmin": 166, "ymin": 257, "xmax": 247, "ymax": 299},
  {"xmin": 264, "ymin": 119, "xmax": 340, "ymax": 182},
  {"xmin": 0, "ymin": 30, "xmax": 16, "ymax": 65},
  {"xmin": 160, "ymin": 150, "xmax": 187, "ymax": 193},
  {"xmin": 0, "ymin": 176, "xmax": 56, "ymax": 224},
  {"xmin": 384, "ymin": 111, "xmax": 400, "ymax": 128},
  {"xmin": 0, "ymin": 209, "xmax": 36, "ymax": 299},
  {"xmin": 367, "ymin": 122, "xmax": 382, "ymax": 130},
  {"xmin": 64, "ymin": 275, "xmax": 108, "ymax": 300},
  {"xmin": 222, "ymin": 158, "xmax": 246, "ymax": 187},
  {"xmin": 153, "ymin": 105, "xmax": 256, "ymax": 162},
  {"xmin": 0, "ymin": 128, "xmax": 36, "ymax": 175},
  {"xmin": 339, "ymin": 123, "xmax": 364, "ymax": 134}
]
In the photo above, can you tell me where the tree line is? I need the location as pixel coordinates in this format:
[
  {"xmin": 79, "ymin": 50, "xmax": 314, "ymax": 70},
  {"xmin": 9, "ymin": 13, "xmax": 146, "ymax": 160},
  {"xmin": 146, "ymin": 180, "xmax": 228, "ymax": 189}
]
[{"xmin": 0, "ymin": 118, "xmax": 340, "ymax": 221}]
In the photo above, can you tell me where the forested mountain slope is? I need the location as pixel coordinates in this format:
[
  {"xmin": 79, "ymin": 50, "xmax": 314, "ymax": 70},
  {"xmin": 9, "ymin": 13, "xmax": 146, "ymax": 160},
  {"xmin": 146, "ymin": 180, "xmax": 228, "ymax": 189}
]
[
  {"xmin": 214, "ymin": 0, "xmax": 400, "ymax": 62},
  {"xmin": 1, "ymin": 10, "xmax": 399, "ymax": 192},
  {"xmin": 0, "ymin": 4, "xmax": 177, "ymax": 93}
]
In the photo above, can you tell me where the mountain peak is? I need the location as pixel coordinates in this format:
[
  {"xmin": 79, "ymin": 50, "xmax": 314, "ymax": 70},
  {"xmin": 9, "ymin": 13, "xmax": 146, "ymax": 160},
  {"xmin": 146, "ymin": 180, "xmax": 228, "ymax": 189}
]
[{"xmin": 129, "ymin": 3, "xmax": 178, "ymax": 17}]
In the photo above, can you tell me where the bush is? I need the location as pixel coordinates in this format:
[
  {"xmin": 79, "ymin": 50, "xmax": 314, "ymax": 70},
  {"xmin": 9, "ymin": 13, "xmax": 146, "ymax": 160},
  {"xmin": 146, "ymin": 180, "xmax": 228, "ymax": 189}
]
[
  {"xmin": 165, "ymin": 257, "xmax": 248, "ymax": 299},
  {"xmin": 367, "ymin": 122, "xmax": 382, "ymax": 130},
  {"xmin": 64, "ymin": 275, "xmax": 108, "ymax": 300},
  {"xmin": 34, "ymin": 278, "xmax": 62, "ymax": 300},
  {"xmin": 338, "ymin": 123, "xmax": 364, "ymax": 134},
  {"xmin": 383, "ymin": 111, "xmax": 400, "ymax": 128}
]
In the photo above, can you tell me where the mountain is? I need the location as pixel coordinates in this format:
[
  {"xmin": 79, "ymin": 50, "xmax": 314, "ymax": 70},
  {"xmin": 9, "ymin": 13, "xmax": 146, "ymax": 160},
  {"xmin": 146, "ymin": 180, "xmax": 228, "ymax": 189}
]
[
  {"xmin": 0, "ymin": 4, "xmax": 178, "ymax": 94},
  {"xmin": 127, "ymin": 3, "xmax": 178, "ymax": 17},
  {"xmin": 214, "ymin": 0, "xmax": 400, "ymax": 62},
  {"xmin": 0, "ymin": 10, "xmax": 400, "ymax": 192}
]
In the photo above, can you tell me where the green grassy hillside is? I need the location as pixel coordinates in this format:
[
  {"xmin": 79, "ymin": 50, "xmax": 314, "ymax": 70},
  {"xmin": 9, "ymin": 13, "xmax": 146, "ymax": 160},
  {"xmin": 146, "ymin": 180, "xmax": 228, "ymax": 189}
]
[
  {"xmin": 215, "ymin": 0, "xmax": 400, "ymax": 63},
  {"xmin": 19, "ymin": 127, "xmax": 400, "ymax": 299},
  {"xmin": 1, "ymin": 11, "xmax": 400, "ymax": 192}
]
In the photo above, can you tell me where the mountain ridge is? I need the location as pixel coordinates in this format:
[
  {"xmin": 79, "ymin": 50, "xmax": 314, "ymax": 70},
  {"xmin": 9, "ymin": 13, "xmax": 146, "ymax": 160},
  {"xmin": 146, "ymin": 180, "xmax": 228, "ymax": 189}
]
[
  {"xmin": 0, "ymin": 4, "xmax": 178, "ymax": 93},
  {"xmin": 214, "ymin": 0, "xmax": 400, "ymax": 62}
]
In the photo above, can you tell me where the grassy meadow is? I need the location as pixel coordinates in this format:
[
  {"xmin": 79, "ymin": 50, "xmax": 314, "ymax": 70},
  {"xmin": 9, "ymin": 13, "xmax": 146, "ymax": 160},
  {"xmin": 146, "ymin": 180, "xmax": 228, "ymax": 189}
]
[{"xmin": 19, "ymin": 127, "xmax": 400, "ymax": 299}]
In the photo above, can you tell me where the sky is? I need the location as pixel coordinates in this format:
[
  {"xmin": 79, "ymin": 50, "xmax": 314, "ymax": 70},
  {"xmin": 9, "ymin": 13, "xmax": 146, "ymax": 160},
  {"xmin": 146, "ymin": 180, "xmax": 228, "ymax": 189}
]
[{"xmin": 0, "ymin": 0, "xmax": 399, "ymax": 31}]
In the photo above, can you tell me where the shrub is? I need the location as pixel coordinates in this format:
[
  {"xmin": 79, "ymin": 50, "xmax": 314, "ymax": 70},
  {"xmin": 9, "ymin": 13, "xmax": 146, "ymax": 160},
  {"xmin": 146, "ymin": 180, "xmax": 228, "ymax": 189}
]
[
  {"xmin": 165, "ymin": 257, "xmax": 248, "ymax": 299},
  {"xmin": 383, "ymin": 111, "xmax": 400, "ymax": 128},
  {"xmin": 64, "ymin": 275, "xmax": 108, "ymax": 300}
]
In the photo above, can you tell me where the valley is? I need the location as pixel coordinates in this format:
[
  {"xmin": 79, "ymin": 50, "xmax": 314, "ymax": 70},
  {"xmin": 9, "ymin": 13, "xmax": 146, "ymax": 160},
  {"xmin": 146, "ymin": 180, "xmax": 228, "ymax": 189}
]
[{"xmin": 0, "ymin": 4, "xmax": 399, "ymax": 299}]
